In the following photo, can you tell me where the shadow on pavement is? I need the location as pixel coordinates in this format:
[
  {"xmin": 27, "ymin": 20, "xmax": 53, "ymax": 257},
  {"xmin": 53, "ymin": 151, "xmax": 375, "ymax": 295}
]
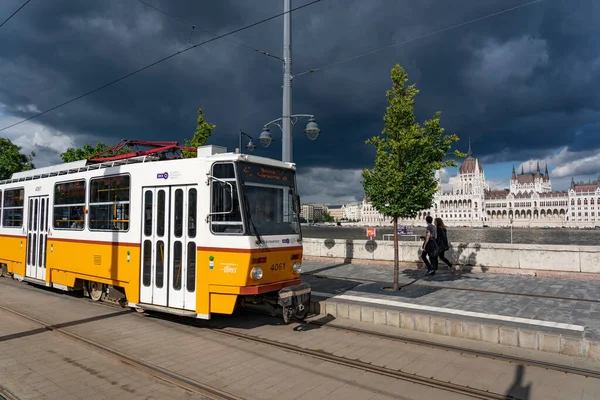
[
  {"xmin": 0, "ymin": 309, "xmax": 132, "ymax": 343},
  {"xmin": 506, "ymin": 364, "xmax": 531, "ymax": 399}
]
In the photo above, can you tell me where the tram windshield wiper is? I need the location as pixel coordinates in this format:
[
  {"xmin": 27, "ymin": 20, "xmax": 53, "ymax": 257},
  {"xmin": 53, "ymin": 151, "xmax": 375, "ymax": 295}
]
[
  {"xmin": 290, "ymin": 187, "xmax": 302, "ymax": 241},
  {"xmin": 241, "ymin": 183, "xmax": 262, "ymax": 245}
]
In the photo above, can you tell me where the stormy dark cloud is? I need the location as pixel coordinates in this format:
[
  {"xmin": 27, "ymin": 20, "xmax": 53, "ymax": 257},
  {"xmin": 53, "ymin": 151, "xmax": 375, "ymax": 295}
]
[{"xmin": 1, "ymin": 0, "xmax": 599, "ymax": 204}]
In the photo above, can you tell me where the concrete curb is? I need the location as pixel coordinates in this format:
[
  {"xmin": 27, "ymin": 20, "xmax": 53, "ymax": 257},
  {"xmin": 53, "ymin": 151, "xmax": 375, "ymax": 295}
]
[{"xmin": 308, "ymin": 297, "xmax": 600, "ymax": 362}]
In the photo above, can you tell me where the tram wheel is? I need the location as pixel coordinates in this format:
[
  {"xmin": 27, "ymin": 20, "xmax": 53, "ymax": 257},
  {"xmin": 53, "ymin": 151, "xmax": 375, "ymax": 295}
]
[
  {"xmin": 88, "ymin": 281, "xmax": 104, "ymax": 302},
  {"xmin": 282, "ymin": 306, "xmax": 293, "ymax": 324},
  {"xmin": 295, "ymin": 308, "xmax": 309, "ymax": 322}
]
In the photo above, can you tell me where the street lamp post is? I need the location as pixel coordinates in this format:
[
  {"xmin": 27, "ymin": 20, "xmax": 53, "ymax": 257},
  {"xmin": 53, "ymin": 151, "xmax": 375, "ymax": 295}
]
[
  {"xmin": 510, "ymin": 217, "xmax": 513, "ymax": 244},
  {"xmin": 238, "ymin": 130, "xmax": 256, "ymax": 154},
  {"xmin": 257, "ymin": 114, "xmax": 321, "ymax": 161}
]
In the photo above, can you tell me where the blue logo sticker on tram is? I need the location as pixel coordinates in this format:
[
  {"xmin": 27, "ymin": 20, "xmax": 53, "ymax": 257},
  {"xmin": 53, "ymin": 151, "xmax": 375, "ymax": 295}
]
[
  {"xmin": 282, "ymin": 238, "xmax": 290, "ymax": 244},
  {"xmin": 157, "ymin": 172, "xmax": 169, "ymax": 179}
]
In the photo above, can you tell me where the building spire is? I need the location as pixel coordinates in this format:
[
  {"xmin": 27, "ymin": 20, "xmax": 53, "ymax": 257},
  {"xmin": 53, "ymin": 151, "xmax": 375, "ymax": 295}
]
[
  {"xmin": 511, "ymin": 163, "xmax": 516, "ymax": 180},
  {"xmin": 521, "ymin": 164, "xmax": 524, "ymax": 175},
  {"xmin": 536, "ymin": 160, "xmax": 540, "ymax": 172},
  {"xmin": 467, "ymin": 137, "xmax": 472, "ymax": 157}
]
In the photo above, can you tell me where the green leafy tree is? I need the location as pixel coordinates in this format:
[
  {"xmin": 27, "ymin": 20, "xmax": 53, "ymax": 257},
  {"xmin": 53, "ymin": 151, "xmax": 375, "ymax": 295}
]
[
  {"xmin": 322, "ymin": 210, "xmax": 334, "ymax": 223},
  {"xmin": 362, "ymin": 64, "xmax": 464, "ymax": 290},
  {"xmin": 60, "ymin": 143, "xmax": 111, "ymax": 163},
  {"xmin": 0, "ymin": 138, "xmax": 35, "ymax": 180},
  {"xmin": 183, "ymin": 108, "xmax": 216, "ymax": 158}
]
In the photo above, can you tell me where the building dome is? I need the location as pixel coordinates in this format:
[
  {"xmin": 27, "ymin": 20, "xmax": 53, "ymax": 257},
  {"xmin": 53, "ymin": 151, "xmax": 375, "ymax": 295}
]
[
  {"xmin": 458, "ymin": 139, "xmax": 483, "ymax": 174},
  {"xmin": 458, "ymin": 156, "xmax": 483, "ymax": 174}
]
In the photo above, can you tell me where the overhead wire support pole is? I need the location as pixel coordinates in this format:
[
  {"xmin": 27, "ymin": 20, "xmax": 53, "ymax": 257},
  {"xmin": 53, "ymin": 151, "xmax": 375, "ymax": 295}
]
[{"xmin": 281, "ymin": 0, "xmax": 293, "ymax": 163}]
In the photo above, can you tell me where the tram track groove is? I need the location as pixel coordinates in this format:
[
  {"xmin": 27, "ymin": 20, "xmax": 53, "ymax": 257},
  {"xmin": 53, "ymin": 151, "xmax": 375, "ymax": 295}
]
[{"xmin": 0, "ymin": 303, "xmax": 242, "ymax": 400}]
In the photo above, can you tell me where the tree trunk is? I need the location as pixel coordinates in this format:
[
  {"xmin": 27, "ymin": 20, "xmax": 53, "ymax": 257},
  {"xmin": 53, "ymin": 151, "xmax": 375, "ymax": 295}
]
[{"xmin": 393, "ymin": 217, "xmax": 399, "ymax": 290}]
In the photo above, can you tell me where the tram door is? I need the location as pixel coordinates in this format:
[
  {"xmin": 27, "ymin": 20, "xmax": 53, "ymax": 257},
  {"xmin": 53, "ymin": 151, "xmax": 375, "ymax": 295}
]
[
  {"xmin": 139, "ymin": 186, "xmax": 197, "ymax": 311},
  {"xmin": 25, "ymin": 196, "xmax": 50, "ymax": 281}
]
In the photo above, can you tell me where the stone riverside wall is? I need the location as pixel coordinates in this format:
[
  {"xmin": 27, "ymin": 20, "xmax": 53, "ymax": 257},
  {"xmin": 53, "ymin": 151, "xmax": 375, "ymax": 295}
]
[{"xmin": 302, "ymin": 238, "xmax": 600, "ymax": 276}]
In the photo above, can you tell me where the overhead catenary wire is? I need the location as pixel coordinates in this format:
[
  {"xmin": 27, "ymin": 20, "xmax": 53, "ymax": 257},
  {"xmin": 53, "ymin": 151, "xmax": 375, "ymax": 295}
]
[
  {"xmin": 135, "ymin": 0, "xmax": 282, "ymax": 61},
  {"xmin": 0, "ymin": 0, "xmax": 321, "ymax": 133},
  {"xmin": 0, "ymin": 0, "xmax": 32, "ymax": 29},
  {"xmin": 294, "ymin": 0, "xmax": 544, "ymax": 78}
]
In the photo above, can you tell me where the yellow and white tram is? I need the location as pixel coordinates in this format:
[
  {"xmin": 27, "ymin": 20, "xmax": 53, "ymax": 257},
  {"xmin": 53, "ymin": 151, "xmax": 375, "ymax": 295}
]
[{"xmin": 0, "ymin": 142, "xmax": 310, "ymax": 322}]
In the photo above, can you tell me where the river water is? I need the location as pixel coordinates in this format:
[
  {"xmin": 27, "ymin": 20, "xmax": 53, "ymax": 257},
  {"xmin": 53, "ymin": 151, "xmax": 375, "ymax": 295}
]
[{"xmin": 301, "ymin": 226, "xmax": 600, "ymax": 246}]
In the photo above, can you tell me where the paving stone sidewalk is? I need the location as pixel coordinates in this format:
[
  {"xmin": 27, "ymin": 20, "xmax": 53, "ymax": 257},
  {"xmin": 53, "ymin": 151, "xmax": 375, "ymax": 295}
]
[{"xmin": 302, "ymin": 261, "xmax": 600, "ymax": 340}]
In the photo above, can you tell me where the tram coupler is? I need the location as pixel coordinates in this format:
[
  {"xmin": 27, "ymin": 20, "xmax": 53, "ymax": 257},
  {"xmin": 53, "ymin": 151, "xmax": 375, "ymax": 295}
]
[{"xmin": 278, "ymin": 282, "xmax": 311, "ymax": 324}]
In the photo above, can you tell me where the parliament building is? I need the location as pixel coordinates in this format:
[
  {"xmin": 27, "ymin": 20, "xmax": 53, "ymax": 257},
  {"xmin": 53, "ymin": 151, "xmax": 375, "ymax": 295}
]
[{"xmin": 360, "ymin": 144, "xmax": 600, "ymax": 228}]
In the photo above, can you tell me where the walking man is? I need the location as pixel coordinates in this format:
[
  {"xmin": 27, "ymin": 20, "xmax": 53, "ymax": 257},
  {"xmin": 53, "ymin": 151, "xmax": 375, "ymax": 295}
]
[{"xmin": 421, "ymin": 215, "xmax": 439, "ymax": 275}]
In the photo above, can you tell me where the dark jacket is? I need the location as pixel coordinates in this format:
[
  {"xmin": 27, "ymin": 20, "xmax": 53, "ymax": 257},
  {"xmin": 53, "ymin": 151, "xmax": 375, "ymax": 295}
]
[{"xmin": 436, "ymin": 226, "xmax": 449, "ymax": 251}]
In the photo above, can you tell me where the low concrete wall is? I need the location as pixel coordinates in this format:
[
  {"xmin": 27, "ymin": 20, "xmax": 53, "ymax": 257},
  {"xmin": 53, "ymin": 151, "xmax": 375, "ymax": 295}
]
[
  {"xmin": 302, "ymin": 238, "xmax": 600, "ymax": 275},
  {"xmin": 308, "ymin": 298, "xmax": 600, "ymax": 362}
]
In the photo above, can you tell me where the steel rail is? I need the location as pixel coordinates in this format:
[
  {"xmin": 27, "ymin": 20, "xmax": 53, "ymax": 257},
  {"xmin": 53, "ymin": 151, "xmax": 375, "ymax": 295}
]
[{"xmin": 0, "ymin": 304, "xmax": 241, "ymax": 400}]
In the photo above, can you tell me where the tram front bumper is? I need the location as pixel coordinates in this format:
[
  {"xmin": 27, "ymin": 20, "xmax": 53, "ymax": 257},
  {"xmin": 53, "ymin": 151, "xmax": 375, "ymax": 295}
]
[{"xmin": 277, "ymin": 282, "xmax": 311, "ymax": 313}]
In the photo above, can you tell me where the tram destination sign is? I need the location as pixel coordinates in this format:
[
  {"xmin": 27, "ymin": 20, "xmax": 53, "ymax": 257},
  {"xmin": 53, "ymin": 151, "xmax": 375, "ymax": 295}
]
[{"xmin": 239, "ymin": 162, "xmax": 294, "ymax": 186}]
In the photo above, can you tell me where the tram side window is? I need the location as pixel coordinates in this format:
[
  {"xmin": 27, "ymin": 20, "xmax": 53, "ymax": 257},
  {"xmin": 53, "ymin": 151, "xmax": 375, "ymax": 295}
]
[
  {"xmin": 54, "ymin": 180, "xmax": 86, "ymax": 230},
  {"xmin": 210, "ymin": 163, "xmax": 243, "ymax": 234},
  {"xmin": 0, "ymin": 190, "xmax": 2, "ymax": 224},
  {"xmin": 3, "ymin": 188, "xmax": 24, "ymax": 228},
  {"xmin": 89, "ymin": 175, "xmax": 130, "ymax": 231}
]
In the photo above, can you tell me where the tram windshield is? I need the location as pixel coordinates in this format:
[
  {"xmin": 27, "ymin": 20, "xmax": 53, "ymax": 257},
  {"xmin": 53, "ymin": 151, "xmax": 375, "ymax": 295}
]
[{"xmin": 237, "ymin": 162, "xmax": 301, "ymax": 237}]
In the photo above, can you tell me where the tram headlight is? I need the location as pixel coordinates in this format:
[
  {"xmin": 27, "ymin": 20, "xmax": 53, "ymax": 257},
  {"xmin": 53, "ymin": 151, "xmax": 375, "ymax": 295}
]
[
  {"xmin": 293, "ymin": 263, "xmax": 302, "ymax": 274},
  {"xmin": 251, "ymin": 266, "xmax": 263, "ymax": 280}
]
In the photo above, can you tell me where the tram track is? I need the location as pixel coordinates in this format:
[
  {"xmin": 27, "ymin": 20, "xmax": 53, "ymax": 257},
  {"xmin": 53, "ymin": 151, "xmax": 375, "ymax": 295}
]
[
  {"xmin": 0, "ymin": 302, "xmax": 242, "ymax": 400},
  {"xmin": 0, "ymin": 281, "xmax": 509, "ymax": 400},
  {"xmin": 308, "ymin": 272, "xmax": 600, "ymax": 304},
  {"xmin": 303, "ymin": 318, "xmax": 600, "ymax": 379},
  {"xmin": 3, "ymin": 277, "xmax": 600, "ymax": 399},
  {"xmin": 205, "ymin": 325, "xmax": 512, "ymax": 400}
]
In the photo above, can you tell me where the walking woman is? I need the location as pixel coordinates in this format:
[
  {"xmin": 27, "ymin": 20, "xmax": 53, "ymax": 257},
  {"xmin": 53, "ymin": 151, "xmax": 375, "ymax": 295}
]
[{"xmin": 434, "ymin": 217, "xmax": 453, "ymax": 271}]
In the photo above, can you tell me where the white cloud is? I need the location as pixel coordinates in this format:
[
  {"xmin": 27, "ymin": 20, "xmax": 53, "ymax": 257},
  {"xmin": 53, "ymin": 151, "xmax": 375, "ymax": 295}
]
[
  {"xmin": 487, "ymin": 179, "xmax": 509, "ymax": 191},
  {"xmin": 0, "ymin": 109, "xmax": 96, "ymax": 169},
  {"xmin": 296, "ymin": 167, "xmax": 364, "ymax": 205},
  {"xmin": 550, "ymin": 153, "xmax": 600, "ymax": 179},
  {"xmin": 516, "ymin": 147, "xmax": 600, "ymax": 179},
  {"xmin": 437, "ymin": 167, "xmax": 450, "ymax": 184},
  {"xmin": 510, "ymin": 147, "xmax": 600, "ymax": 190}
]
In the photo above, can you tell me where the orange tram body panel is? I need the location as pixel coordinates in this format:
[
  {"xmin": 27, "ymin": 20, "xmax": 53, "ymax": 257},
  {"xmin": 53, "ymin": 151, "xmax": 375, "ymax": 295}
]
[{"xmin": 0, "ymin": 144, "xmax": 310, "ymax": 323}]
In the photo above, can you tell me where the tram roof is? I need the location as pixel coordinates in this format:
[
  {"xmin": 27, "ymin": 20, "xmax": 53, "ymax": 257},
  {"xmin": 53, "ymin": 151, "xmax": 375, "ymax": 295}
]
[{"xmin": 1, "ymin": 144, "xmax": 295, "ymax": 185}]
